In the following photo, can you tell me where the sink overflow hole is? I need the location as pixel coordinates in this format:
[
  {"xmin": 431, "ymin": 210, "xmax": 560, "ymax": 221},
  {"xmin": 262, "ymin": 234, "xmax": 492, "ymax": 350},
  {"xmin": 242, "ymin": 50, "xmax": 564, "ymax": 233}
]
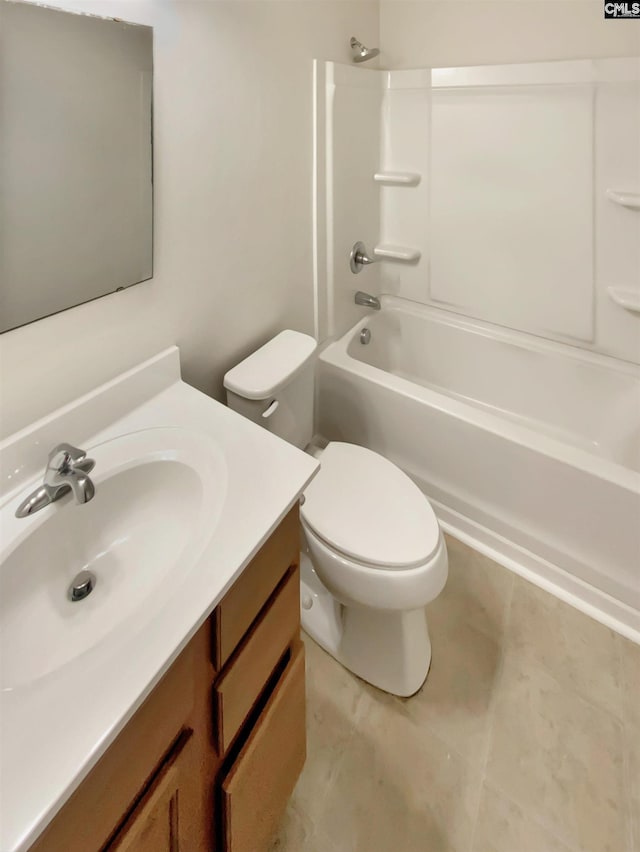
[{"xmin": 68, "ymin": 570, "xmax": 97, "ymax": 602}]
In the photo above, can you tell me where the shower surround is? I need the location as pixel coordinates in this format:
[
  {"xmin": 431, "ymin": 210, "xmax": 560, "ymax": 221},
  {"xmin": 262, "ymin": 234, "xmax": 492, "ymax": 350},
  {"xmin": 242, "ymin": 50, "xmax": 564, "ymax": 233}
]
[{"xmin": 313, "ymin": 57, "xmax": 640, "ymax": 638}]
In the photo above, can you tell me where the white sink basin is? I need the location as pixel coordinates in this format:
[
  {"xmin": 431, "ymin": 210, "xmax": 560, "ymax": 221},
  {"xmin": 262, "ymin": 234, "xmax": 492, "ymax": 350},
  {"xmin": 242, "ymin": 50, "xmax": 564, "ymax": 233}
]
[{"xmin": 0, "ymin": 428, "xmax": 226, "ymax": 692}]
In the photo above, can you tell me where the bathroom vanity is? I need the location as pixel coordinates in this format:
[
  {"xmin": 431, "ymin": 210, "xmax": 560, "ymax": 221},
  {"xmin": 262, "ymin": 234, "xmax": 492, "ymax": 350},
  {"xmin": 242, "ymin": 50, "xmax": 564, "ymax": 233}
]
[
  {"xmin": 0, "ymin": 347, "xmax": 319, "ymax": 852},
  {"xmin": 28, "ymin": 507, "xmax": 303, "ymax": 851}
]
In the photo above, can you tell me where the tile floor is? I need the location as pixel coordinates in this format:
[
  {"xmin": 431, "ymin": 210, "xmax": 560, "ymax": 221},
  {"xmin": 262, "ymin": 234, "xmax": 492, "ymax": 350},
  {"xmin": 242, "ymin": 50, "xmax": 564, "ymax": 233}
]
[{"xmin": 271, "ymin": 535, "xmax": 640, "ymax": 852}]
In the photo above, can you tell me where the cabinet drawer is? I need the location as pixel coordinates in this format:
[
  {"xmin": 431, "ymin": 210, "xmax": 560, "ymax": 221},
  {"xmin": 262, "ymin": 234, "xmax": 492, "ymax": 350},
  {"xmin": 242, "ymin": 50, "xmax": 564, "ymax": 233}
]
[
  {"xmin": 214, "ymin": 567, "xmax": 300, "ymax": 754},
  {"xmin": 214, "ymin": 506, "xmax": 299, "ymax": 670},
  {"xmin": 221, "ymin": 643, "xmax": 306, "ymax": 852}
]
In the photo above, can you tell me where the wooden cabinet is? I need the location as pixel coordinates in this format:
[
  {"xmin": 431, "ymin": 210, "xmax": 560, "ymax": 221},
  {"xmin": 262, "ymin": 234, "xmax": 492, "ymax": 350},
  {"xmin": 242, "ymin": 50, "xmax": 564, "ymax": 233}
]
[
  {"xmin": 221, "ymin": 645, "xmax": 306, "ymax": 852},
  {"xmin": 213, "ymin": 506, "xmax": 299, "ymax": 671},
  {"xmin": 29, "ymin": 506, "xmax": 303, "ymax": 852},
  {"xmin": 110, "ymin": 734, "xmax": 193, "ymax": 852},
  {"xmin": 213, "ymin": 567, "xmax": 300, "ymax": 753}
]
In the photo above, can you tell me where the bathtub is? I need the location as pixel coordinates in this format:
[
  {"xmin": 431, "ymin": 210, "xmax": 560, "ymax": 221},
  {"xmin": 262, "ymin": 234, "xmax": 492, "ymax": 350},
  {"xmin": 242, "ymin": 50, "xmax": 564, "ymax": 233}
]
[{"xmin": 317, "ymin": 296, "xmax": 640, "ymax": 640}]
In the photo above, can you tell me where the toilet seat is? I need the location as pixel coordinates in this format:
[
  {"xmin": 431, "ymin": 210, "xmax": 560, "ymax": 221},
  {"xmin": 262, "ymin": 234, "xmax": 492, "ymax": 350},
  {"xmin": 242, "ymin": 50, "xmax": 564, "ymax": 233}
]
[
  {"xmin": 302, "ymin": 519, "xmax": 448, "ymax": 611},
  {"xmin": 301, "ymin": 442, "xmax": 440, "ymax": 570}
]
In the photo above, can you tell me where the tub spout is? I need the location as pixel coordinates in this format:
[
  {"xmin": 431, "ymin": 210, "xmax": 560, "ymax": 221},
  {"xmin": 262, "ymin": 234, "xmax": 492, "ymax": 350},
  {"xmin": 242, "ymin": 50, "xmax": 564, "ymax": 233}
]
[{"xmin": 355, "ymin": 291, "xmax": 381, "ymax": 310}]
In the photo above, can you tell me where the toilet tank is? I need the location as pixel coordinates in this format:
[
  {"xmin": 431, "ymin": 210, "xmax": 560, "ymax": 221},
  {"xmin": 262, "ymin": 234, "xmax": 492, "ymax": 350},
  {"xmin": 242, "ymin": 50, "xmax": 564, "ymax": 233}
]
[{"xmin": 223, "ymin": 330, "xmax": 317, "ymax": 449}]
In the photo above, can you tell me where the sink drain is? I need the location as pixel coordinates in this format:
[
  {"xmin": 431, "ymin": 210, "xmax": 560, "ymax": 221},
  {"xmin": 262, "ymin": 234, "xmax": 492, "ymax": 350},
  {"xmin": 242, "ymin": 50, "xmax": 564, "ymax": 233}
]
[{"xmin": 68, "ymin": 570, "xmax": 97, "ymax": 602}]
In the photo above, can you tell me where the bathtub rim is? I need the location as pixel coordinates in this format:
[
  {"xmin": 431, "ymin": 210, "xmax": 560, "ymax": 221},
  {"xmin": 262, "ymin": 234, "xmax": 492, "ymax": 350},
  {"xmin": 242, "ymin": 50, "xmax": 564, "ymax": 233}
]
[
  {"xmin": 373, "ymin": 295, "xmax": 640, "ymax": 376},
  {"xmin": 321, "ymin": 299, "xmax": 640, "ymax": 492}
]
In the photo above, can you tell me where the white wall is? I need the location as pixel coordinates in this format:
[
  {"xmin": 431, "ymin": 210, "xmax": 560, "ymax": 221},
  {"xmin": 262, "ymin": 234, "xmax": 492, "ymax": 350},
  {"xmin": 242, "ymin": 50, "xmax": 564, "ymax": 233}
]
[
  {"xmin": 0, "ymin": 0, "xmax": 378, "ymax": 439},
  {"xmin": 380, "ymin": 0, "xmax": 640, "ymax": 69}
]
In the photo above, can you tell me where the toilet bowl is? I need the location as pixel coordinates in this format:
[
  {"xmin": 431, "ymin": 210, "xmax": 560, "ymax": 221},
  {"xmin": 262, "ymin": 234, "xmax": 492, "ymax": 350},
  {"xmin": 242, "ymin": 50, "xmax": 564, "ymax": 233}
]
[
  {"xmin": 224, "ymin": 330, "xmax": 448, "ymax": 696},
  {"xmin": 298, "ymin": 440, "xmax": 447, "ymax": 695},
  {"xmin": 302, "ymin": 518, "xmax": 448, "ymax": 612},
  {"xmin": 301, "ymin": 512, "xmax": 448, "ymax": 696}
]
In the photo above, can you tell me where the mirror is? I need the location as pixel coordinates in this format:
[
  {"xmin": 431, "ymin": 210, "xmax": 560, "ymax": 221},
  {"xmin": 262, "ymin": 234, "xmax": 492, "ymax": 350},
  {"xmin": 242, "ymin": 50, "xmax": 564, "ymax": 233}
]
[{"xmin": 0, "ymin": 2, "xmax": 153, "ymax": 333}]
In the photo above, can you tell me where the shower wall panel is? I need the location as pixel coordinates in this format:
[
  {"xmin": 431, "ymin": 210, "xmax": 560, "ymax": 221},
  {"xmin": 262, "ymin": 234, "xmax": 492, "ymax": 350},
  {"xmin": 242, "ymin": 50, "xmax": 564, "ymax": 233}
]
[
  {"xmin": 594, "ymin": 60, "xmax": 640, "ymax": 364},
  {"xmin": 378, "ymin": 70, "xmax": 430, "ymax": 306},
  {"xmin": 429, "ymin": 66, "xmax": 594, "ymax": 342},
  {"xmin": 379, "ymin": 57, "xmax": 640, "ymax": 364}
]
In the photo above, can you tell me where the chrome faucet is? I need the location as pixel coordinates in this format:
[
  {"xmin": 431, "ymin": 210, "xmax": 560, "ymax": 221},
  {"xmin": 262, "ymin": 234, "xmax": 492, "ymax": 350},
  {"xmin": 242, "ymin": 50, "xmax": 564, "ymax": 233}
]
[
  {"xmin": 355, "ymin": 291, "xmax": 381, "ymax": 310},
  {"xmin": 15, "ymin": 443, "xmax": 96, "ymax": 518}
]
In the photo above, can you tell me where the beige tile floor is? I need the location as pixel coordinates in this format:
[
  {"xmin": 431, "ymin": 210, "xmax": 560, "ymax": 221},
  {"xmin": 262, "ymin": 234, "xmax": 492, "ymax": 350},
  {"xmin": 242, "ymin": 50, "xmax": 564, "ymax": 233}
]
[{"xmin": 271, "ymin": 535, "xmax": 640, "ymax": 852}]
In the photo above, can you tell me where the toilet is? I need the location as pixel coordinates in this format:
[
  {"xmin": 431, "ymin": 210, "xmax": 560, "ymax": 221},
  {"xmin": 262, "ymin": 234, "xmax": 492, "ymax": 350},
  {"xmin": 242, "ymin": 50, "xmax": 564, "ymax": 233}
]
[{"xmin": 224, "ymin": 330, "xmax": 448, "ymax": 696}]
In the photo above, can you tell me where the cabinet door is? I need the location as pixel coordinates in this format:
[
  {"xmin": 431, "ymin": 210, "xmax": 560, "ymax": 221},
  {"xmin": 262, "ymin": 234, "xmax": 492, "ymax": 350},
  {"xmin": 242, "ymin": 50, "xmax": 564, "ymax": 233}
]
[
  {"xmin": 109, "ymin": 735, "xmax": 193, "ymax": 852},
  {"xmin": 29, "ymin": 643, "xmax": 197, "ymax": 852},
  {"xmin": 221, "ymin": 643, "xmax": 306, "ymax": 852}
]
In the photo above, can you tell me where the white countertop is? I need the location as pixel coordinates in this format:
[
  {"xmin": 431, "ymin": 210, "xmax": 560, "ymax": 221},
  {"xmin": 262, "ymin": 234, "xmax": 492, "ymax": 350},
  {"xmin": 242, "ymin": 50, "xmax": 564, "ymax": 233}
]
[{"xmin": 0, "ymin": 347, "xmax": 319, "ymax": 852}]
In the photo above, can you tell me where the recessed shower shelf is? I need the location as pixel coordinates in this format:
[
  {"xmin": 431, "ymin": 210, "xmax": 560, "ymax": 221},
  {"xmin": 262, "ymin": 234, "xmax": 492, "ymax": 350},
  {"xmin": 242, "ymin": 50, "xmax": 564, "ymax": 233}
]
[
  {"xmin": 374, "ymin": 172, "xmax": 421, "ymax": 187},
  {"xmin": 607, "ymin": 287, "xmax": 640, "ymax": 314},
  {"xmin": 374, "ymin": 244, "xmax": 421, "ymax": 263},
  {"xmin": 605, "ymin": 189, "xmax": 640, "ymax": 210}
]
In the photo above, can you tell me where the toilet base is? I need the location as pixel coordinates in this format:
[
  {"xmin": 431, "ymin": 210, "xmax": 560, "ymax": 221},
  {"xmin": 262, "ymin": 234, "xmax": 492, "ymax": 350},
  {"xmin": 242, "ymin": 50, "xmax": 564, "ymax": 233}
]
[{"xmin": 300, "ymin": 553, "xmax": 432, "ymax": 697}]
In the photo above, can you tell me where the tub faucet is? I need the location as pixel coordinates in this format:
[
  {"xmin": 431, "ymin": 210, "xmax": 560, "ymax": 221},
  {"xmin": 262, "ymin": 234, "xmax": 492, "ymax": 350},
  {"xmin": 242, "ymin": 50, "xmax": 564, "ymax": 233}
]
[
  {"xmin": 15, "ymin": 443, "xmax": 96, "ymax": 518},
  {"xmin": 355, "ymin": 291, "xmax": 381, "ymax": 311}
]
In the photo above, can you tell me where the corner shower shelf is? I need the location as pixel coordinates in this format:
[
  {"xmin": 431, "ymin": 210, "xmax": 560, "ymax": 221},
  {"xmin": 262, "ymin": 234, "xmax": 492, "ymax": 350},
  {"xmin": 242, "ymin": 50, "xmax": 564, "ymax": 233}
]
[
  {"xmin": 373, "ymin": 244, "xmax": 421, "ymax": 263},
  {"xmin": 605, "ymin": 189, "xmax": 640, "ymax": 210},
  {"xmin": 607, "ymin": 287, "xmax": 640, "ymax": 314},
  {"xmin": 374, "ymin": 172, "xmax": 421, "ymax": 187}
]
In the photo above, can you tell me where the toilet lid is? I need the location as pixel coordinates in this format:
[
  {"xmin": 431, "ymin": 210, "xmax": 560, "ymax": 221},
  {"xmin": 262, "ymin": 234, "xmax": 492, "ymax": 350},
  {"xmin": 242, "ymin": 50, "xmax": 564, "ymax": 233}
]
[{"xmin": 300, "ymin": 442, "xmax": 440, "ymax": 569}]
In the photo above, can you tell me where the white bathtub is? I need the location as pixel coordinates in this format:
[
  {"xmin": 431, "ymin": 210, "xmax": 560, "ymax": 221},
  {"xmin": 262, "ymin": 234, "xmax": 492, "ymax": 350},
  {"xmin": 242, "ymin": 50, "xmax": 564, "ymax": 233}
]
[{"xmin": 317, "ymin": 297, "xmax": 640, "ymax": 640}]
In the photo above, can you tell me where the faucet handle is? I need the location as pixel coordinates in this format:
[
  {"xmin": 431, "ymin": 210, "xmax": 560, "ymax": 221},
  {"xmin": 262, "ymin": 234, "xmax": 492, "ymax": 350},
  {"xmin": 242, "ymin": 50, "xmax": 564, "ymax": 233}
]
[
  {"xmin": 47, "ymin": 443, "xmax": 90, "ymax": 472},
  {"xmin": 350, "ymin": 241, "xmax": 377, "ymax": 274},
  {"xmin": 44, "ymin": 443, "xmax": 95, "ymax": 491}
]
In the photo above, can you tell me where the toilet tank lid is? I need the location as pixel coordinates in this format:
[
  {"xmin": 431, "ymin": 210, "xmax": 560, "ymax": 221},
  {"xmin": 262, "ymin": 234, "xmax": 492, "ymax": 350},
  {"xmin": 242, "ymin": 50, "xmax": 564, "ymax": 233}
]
[{"xmin": 224, "ymin": 330, "xmax": 317, "ymax": 400}]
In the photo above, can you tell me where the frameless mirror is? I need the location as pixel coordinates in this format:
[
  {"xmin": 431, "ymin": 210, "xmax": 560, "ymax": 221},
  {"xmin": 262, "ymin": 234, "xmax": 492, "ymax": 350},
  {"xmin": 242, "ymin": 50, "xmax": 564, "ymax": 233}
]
[{"xmin": 0, "ymin": 1, "xmax": 153, "ymax": 333}]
